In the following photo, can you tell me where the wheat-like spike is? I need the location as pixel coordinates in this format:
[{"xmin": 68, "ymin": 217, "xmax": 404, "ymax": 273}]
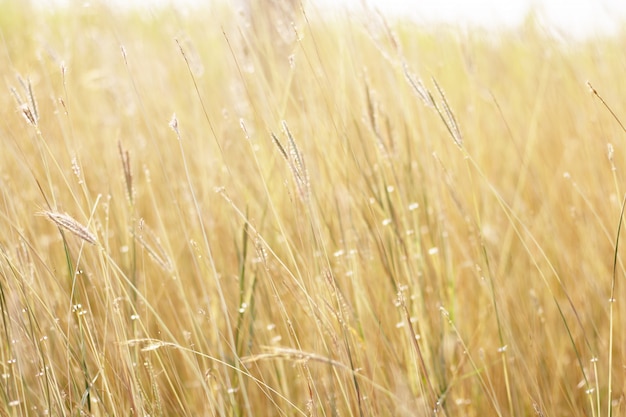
[
  {"xmin": 132, "ymin": 222, "xmax": 173, "ymax": 272},
  {"xmin": 10, "ymin": 86, "xmax": 24, "ymax": 107},
  {"xmin": 271, "ymin": 132, "xmax": 289, "ymax": 161},
  {"xmin": 283, "ymin": 121, "xmax": 310, "ymax": 203},
  {"xmin": 272, "ymin": 124, "xmax": 310, "ymax": 203},
  {"xmin": 363, "ymin": 81, "xmax": 390, "ymax": 155},
  {"xmin": 283, "ymin": 123, "xmax": 305, "ymax": 172},
  {"xmin": 71, "ymin": 156, "xmax": 84, "ymax": 185},
  {"xmin": 118, "ymin": 141, "xmax": 134, "ymax": 204},
  {"xmin": 40, "ymin": 211, "xmax": 97, "ymax": 245},
  {"xmin": 19, "ymin": 104, "xmax": 37, "ymax": 126},
  {"xmin": 120, "ymin": 45, "xmax": 128, "ymax": 66},
  {"xmin": 239, "ymin": 119, "xmax": 250, "ymax": 140},
  {"xmin": 364, "ymin": 80, "xmax": 377, "ymax": 129},
  {"xmin": 26, "ymin": 78, "xmax": 38, "ymax": 123},
  {"xmin": 11, "ymin": 75, "xmax": 39, "ymax": 127},
  {"xmin": 433, "ymin": 77, "xmax": 463, "ymax": 147},
  {"xmin": 282, "ymin": 121, "xmax": 302, "ymax": 167},
  {"xmin": 169, "ymin": 113, "xmax": 179, "ymax": 136},
  {"xmin": 254, "ymin": 234, "xmax": 269, "ymax": 271},
  {"xmin": 403, "ymin": 62, "xmax": 434, "ymax": 107},
  {"xmin": 17, "ymin": 74, "xmax": 28, "ymax": 92}
]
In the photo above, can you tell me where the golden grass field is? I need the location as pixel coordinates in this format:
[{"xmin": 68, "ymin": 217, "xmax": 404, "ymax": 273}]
[{"xmin": 1, "ymin": 1, "xmax": 626, "ymax": 415}]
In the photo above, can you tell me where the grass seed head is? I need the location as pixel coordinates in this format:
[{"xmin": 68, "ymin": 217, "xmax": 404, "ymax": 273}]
[{"xmin": 40, "ymin": 211, "xmax": 97, "ymax": 245}]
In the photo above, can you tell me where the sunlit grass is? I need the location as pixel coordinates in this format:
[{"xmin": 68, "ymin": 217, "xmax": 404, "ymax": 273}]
[{"xmin": 1, "ymin": 1, "xmax": 626, "ymax": 416}]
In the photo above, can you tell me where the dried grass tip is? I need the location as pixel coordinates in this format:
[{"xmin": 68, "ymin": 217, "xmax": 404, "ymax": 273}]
[{"xmin": 39, "ymin": 211, "xmax": 97, "ymax": 245}]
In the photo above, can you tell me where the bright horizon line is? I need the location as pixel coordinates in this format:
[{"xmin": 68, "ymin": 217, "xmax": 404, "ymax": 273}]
[{"xmin": 30, "ymin": 0, "xmax": 626, "ymax": 39}]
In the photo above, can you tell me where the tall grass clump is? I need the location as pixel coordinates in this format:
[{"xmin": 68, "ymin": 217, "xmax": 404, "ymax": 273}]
[{"xmin": 1, "ymin": 1, "xmax": 626, "ymax": 415}]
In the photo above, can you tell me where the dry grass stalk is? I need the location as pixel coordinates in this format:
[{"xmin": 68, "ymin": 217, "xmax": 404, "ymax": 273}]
[
  {"xmin": 587, "ymin": 81, "xmax": 626, "ymax": 134},
  {"xmin": 5, "ymin": 5, "xmax": 626, "ymax": 416},
  {"xmin": 40, "ymin": 211, "xmax": 97, "ymax": 245},
  {"xmin": 241, "ymin": 347, "xmax": 346, "ymax": 369}
]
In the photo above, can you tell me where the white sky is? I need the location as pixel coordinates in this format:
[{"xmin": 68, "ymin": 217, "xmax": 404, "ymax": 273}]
[
  {"xmin": 38, "ymin": 0, "xmax": 626, "ymax": 39},
  {"xmin": 327, "ymin": 0, "xmax": 626, "ymax": 38}
]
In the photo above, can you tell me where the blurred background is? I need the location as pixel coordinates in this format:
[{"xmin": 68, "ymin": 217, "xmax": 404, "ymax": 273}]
[{"xmin": 28, "ymin": 0, "xmax": 626, "ymax": 39}]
